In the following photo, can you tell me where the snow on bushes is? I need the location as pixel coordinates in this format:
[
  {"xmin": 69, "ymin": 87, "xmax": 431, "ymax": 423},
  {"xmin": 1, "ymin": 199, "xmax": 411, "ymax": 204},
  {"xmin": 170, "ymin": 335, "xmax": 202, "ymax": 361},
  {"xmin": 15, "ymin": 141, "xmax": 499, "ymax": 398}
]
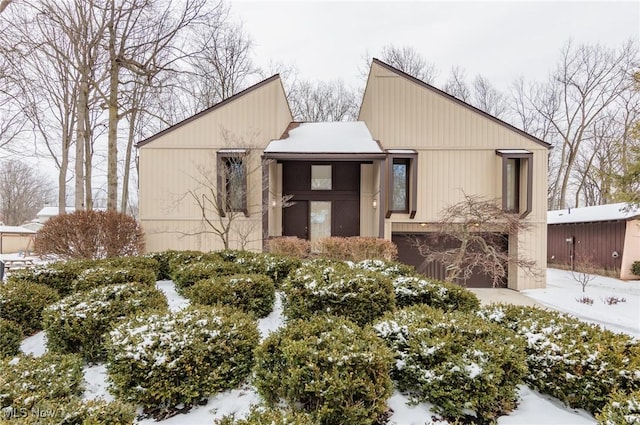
[
  {"xmin": 479, "ymin": 304, "xmax": 640, "ymax": 414},
  {"xmin": 215, "ymin": 406, "xmax": 315, "ymax": 425},
  {"xmin": 72, "ymin": 266, "xmax": 157, "ymax": 292},
  {"xmin": 0, "ymin": 319, "xmax": 22, "ymax": 359},
  {"xmin": 254, "ymin": 315, "xmax": 393, "ymax": 425},
  {"xmin": 105, "ymin": 305, "xmax": 259, "ymax": 417},
  {"xmin": 282, "ymin": 260, "xmax": 395, "ymax": 325},
  {"xmin": 374, "ymin": 304, "xmax": 527, "ymax": 422},
  {"xmin": 7, "ymin": 260, "xmax": 86, "ymax": 297},
  {"xmin": 7, "ymin": 398, "xmax": 136, "ymax": 425},
  {"xmin": 0, "ymin": 353, "xmax": 83, "ymax": 411},
  {"xmin": 0, "ymin": 280, "xmax": 59, "ymax": 335},
  {"xmin": 186, "ymin": 273, "xmax": 275, "ymax": 318},
  {"xmin": 596, "ymin": 390, "xmax": 640, "ymax": 425},
  {"xmin": 43, "ymin": 283, "xmax": 168, "ymax": 362},
  {"xmin": 171, "ymin": 260, "xmax": 243, "ymax": 293},
  {"xmin": 217, "ymin": 250, "xmax": 301, "ymax": 286}
]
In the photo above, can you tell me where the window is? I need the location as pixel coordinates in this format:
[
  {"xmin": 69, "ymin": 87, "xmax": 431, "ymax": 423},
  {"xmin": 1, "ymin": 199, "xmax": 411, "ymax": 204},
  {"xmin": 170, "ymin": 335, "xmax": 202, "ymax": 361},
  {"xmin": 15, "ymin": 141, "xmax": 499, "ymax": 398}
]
[
  {"xmin": 217, "ymin": 150, "xmax": 248, "ymax": 216},
  {"xmin": 496, "ymin": 149, "xmax": 532, "ymax": 217},
  {"xmin": 386, "ymin": 150, "xmax": 418, "ymax": 218},
  {"xmin": 311, "ymin": 165, "xmax": 332, "ymax": 190}
]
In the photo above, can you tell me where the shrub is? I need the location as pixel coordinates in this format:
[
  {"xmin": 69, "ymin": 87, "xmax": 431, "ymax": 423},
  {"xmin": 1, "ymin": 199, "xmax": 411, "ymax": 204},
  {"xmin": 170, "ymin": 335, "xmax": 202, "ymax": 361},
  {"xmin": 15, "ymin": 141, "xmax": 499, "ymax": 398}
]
[
  {"xmin": 218, "ymin": 250, "xmax": 302, "ymax": 286},
  {"xmin": 282, "ymin": 260, "xmax": 395, "ymax": 325},
  {"xmin": 268, "ymin": 237, "xmax": 311, "ymax": 259},
  {"xmin": 374, "ymin": 304, "xmax": 527, "ymax": 422},
  {"xmin": 0, "ymin": 280, "xmax": 59, "ymax": 335},
  {"xmin": 72, "ymin": 266, "xmax": 157, "ymax": 292},
  {"xmin": 0, "ymin": 353, "xmax": 83, "ymax": 411},
  {"xmin": 34, "ymin": 210, "xmax": 144, "ymax": 260},
  {"xmin": 390, "ymin": 275, "xmax": 480, "ymax": 311},
  {"xmin": 0, "ymin": 319, "xmax": 22, "ymax": 359},
  {"xmin": 145, "ymin": 250, "xmax": 217, "ymax": 280},
  {"xmin": 97, "ymin": 256, "xmax": 160, "ymax": 278},
  {"xmin": 7, "ymin": 261, "xmax": 84, "ymax": 297},
  {"xmin": 254, "ymin": 315, "xmax": 393, "ymax": 425},
  {"xmin": 317, "ymin": 236, "xmax": 398, "ymax": 262},
  {"xmin": 632, "ymin": 261, "xmax": 640, "ymax": 277},
  {"xmin": 166, "ymin": 250, "xmax": 221, "ymax": 275},
  {"xmin": 8, "ymin": 398, "xmax": 136, "ymax": 425},
  {"xmin": 348, "ymin": 258, "xmax": 415, "ymax": 278},
  {"xmin": 187, "ymin": 274, "xmax": 275, "ymax": 318},
  {"xmin": 479, "ymin": 304, "xmax": 640, "ymax": 413},
  {"xmin": 171, "ymin": 260, "xmax": 243, "ymax": 293},
  {"xmin": 43, "ymin": 283, "xmax": 168, "ymax": 362},
  {"xmin": 215, "ymin": 406, "xmax": 315, "ymax": 425},
  {"xmin": 106, "ymin": 306, "xmax": 259, "ymax": 417},
  {"xmin": 596, "ymin": 390, "xmax": 640, "ymax": 425}
]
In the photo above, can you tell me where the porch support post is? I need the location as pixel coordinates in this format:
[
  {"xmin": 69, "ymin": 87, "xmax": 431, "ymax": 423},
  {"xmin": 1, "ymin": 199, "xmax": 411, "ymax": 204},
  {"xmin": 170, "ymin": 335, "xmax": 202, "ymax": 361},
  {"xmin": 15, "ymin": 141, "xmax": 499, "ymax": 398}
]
[
  {"xmin": 378, "ymin": 158, "xmax": 386, "ymax": 238},
  {"xmin": 261, "ymin": 157, "xmax": 270, "ymax": 252}
]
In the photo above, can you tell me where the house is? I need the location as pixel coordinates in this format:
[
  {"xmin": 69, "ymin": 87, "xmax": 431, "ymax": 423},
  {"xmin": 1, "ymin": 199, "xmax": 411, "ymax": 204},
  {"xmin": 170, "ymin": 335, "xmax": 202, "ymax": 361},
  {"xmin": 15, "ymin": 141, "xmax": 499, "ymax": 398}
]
[
  {"xmin": 137, "ymin": 59, "xmax": 550, "ymax": 290},
  {"xmin": 548, "ymin": 203, "xmax": 640, "ymax": 280},
  {"xmin": 35, "ymin": 206, "xmax": 75, "ymax": 223},
  {"xmin": 0, "ymin": 225, "xmax": 36, "ymax": 254}
]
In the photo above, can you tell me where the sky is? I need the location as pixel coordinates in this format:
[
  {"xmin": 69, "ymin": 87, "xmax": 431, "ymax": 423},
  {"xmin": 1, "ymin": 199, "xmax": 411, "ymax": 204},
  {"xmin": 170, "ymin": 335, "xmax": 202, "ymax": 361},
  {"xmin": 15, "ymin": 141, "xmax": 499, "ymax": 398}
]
[{"xmin": 228, "ymin": 0, "xmax": 639, "ymax": 92}]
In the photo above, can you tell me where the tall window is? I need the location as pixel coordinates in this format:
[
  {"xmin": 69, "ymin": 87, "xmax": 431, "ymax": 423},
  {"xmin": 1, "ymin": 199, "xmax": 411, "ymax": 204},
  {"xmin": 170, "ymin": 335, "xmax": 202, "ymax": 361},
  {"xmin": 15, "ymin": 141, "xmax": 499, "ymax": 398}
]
[
  {"xmin": 386, "ymin": 150, "xmax": 417, "ymax": 218},
  {"xmin": 505, "ymin": 158, "xmax": 520, "ymax": 212},
  {"xmin": 311, "ymin": 165, "xmax": 332, "ymax": 190},
  {"xmin": 391, "ymin": 158, "xmax": 409, "ymax": 212},
  {"xmin": 496, "ymin": 149, "xmax": 532, "ymax": 217},
  {"xmin": 217, "ymin": 150, "xmax": 248, "ymax": 216}
]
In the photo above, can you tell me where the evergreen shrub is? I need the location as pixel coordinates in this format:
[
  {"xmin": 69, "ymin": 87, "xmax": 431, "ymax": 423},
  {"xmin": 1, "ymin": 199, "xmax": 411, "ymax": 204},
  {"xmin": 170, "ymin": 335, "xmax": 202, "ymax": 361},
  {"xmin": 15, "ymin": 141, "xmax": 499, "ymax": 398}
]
[
  {"xmin": 171, "ymin": 261, "xmax": 242, "ymax": 293},
  {"xmin": 214, "ymin": 406, "xmax": 315, "ymax": 425},
  {"xmin": 0, "ymin": 319, "xmax": 22, "ymax": 359},
  {"xmin": 596, "ymin": 390, "xmax": 640, "ymax": 425},
  {"xmin": 0, "ymin": 280, "xmax": 59, "ymax": 335},
  {"xmin": 72, "ymin": 267, "xmax": 156, "ymax": 292}
]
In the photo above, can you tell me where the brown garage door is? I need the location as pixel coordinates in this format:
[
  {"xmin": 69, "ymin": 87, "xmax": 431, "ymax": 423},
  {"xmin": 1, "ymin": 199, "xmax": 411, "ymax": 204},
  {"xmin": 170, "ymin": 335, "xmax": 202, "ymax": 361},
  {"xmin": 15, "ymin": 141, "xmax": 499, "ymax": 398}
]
[{"xmin": 392, "ymin": 232, "xmax": 508, "ymax": 288}]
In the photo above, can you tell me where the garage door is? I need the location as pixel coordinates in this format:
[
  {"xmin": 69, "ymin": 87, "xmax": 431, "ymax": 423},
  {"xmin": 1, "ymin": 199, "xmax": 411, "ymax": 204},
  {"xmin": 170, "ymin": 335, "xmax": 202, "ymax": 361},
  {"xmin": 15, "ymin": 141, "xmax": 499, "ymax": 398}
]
[{"xmin": 392, "ymin": 232, "xmax": 508, "ymax": 288}]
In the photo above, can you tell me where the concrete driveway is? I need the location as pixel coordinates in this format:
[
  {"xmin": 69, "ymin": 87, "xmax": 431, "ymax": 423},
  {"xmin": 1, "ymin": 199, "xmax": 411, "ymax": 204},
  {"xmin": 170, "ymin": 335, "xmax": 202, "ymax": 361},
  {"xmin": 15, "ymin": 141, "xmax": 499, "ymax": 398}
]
[{"xmin": 468, "ymin": 288, "xmax": 547, "ymax": 308}]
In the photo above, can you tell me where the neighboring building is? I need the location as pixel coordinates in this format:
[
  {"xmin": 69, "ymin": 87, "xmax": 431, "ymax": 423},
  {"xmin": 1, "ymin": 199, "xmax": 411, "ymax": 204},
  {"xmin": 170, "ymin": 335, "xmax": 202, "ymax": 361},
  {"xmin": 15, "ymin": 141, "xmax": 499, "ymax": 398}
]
[
  {"xmin": 137, "ymin": 59, "xmax": 550, "ymax": 290},
  {"xmin": 0, "ymin": 225, "xmax": 36, "ymax": 254},
  {"xmin": 35, "ymin": 206, "xmax": 75, "ymax": 223},
  {"xmin": 548, "ymin": 203, "xmax": 640, "ymax": 280}
]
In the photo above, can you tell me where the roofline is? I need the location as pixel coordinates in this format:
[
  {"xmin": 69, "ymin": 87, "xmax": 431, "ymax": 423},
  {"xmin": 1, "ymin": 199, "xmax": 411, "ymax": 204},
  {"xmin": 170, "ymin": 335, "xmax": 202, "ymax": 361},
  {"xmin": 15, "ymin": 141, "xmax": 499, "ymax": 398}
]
[
  {"xmin": 369, "ymin": 58, "xmax": 552, "ymax": 150},
  {"xmin": 137, "ymin": 74, "xmax": 282, "ymax": 148},
  {"xmin": 263, "ymin": 152, "xmax": 386, "ymax": 161}
]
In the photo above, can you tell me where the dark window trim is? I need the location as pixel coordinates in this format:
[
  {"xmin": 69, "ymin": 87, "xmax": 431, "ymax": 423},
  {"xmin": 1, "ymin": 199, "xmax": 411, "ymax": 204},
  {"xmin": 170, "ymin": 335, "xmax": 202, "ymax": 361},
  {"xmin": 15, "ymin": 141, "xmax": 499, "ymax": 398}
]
[
  {"xmin": 496, "ymin": 150, "xmax": 533, "ymax": 218},
  {"xmin": 217, "ymin": 150, "xmax": 248, "ymax": 217},
  {"xmin": 386, "ymin": 150, "xmax": 418, "ymax": 219}
]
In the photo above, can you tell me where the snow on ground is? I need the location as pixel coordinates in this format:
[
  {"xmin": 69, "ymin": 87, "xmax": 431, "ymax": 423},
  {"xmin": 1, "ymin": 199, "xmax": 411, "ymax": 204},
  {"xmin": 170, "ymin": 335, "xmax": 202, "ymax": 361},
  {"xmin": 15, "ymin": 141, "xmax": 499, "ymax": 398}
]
[
  {"xmin": 17, "ymin": 271, "xmax": 640, "ymax": 424},
  {"xmin": 522, "ymin": 268, "xmax": 640, "ymax": 338}
]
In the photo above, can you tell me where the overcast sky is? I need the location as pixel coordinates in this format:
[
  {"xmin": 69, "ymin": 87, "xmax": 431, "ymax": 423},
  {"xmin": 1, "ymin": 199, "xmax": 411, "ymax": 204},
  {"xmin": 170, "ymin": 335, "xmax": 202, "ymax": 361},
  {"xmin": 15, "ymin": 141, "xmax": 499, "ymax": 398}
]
[{"xmin": 229, "ymin": 0, "xmax": 639, "ymax": 91}]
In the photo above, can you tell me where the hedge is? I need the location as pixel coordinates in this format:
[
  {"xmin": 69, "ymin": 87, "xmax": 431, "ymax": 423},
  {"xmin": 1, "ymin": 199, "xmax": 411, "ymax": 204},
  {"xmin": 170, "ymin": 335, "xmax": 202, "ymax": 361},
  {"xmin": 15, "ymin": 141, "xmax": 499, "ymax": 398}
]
[
  {"xmin": 632, "ymin": 261, "xmax": 640, "ymax": 277},
  {"xmin": 2, "ymin": 398, "xmax": 136, "ymax": 424},
  {"xmin": 0, "ymin": 319, "xmax": 22, "ymax": 359},
  {"xmin": 217, "ymin": 250, "xmax": 301, "ymax": 286},
  {"xmin": 214, "ymin": 406, "xmax": 315, "ymax": 425},
  {"xmin": 0, "ymin": 280, "xmax": 59, "ymax": 335},
  {"xmin": 6, "ymin": 260, "xmax": 86, "ymax": 297},
  {"xmin": 106, "ymin": 306, "xmax": 259, "ymax": 417},
  {"xmin": 596, "ymin": 390, "xmax": 640, "ymax": 425},
  {"xmin": 254, "ymin": 315, "xmax": 393, "ymax": 425},
  {"xmin": 72, "ymin": 266, "xmax": 157, "ymax": 292},
  {"xmin": 374, "ymin": 304, "xmax": 527, "ymax": 422},
  {"xmin": 43, "ymin": 283, "xmax": 168, "ymax": 362},
  {"xmin": 171, "ymin": 260, "xmax": 243, "ymax": 293}
]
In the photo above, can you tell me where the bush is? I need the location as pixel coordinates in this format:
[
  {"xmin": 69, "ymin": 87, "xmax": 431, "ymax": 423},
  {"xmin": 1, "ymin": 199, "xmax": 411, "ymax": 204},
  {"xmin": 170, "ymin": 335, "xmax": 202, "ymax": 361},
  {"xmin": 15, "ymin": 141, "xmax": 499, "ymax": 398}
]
[
  {"xmin": 171, "ymin": 260, "xmax": 243, "ymax": 293},
  {"xmin": 317, "ymin": 236, "xmax": 398, "ymax": 262},
  {"xmin": 72, "ymin": 266, "xmax": 157, "ymax": 292},
  {"xmin": 254, "ymin": 315, "xmax": 393, "ymax": 425},
  {"xmin": 374, "ymin": 304, "xmax": 527, "ymax": 422},
  {"xmin": 97, "ymin": 256, "xmax": 160, "ymax": 278},
  {"xmin": 8, "ymin": 398, "xmax": 136, "ymax": 425},
  {"xmin": 632, "ymin": 261, "xmax": 640, "ymax": 277},
  {"xmin": 348, "ymin": 258, "xmax": 415, "ymax": 277},
  {"xmin": 596, "ymin": 390, "xmax": 640, "ymax": 425},
  {"xmin": 218, "ymin": 250, "xmax": 302, "ymax": 286},
  {"xmin": 282, "ymin": 260, "xmax": 395, "ymax": 325},
  {"xmin": 479, "ymin": 304, "xmax": 640, "ymax": 413},
  {"xmin": 268, "ymin": 237, "xmax": 311, "ymax": 259},
  {"xmin": 34, "ymin": 210, "xmax": 144, "ymax": 259},
  {"xmin": 0, "ymin": 353, "xmax": 83, "ymax": 411},
  {"xmin": 7, "ymin": 261, "xmax": 84, "ymax": 297},
  {"xmin": 106, "ymin": 306, "xmax": 259, "ymax": 417},
  {"xmin": 391, "ymin": 275, "xmax": 480, "ymax": 311},
  {"xmin": 215, "ymin": 406, "xmax": 315, "ymax": 425},
  {"xmin": 0, "ymin": 319, "xmax": 22, "ymax": 359},
  {"xmin": 43, "ymin": 283, "xmax": 168, "ymax": 362},
  {"xmin": 166, "ymin": 250, "xmax": 221, "ymax": 274},
  {"xmin": 0, "ymin": 280, "xmax": 59, "ymax": 335},
  {"xmin": 187, "ymin": 274, "xmax": 275, "ymax": 318}
]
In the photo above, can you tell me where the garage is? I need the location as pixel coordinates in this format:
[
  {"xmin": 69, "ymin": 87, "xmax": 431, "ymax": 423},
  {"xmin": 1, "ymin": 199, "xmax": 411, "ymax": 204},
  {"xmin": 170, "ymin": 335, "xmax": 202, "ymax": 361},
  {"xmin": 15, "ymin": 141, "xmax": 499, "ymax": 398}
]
[{"xmin": 392, "ymin": 232, "xmax": 509, "ymax": 288}]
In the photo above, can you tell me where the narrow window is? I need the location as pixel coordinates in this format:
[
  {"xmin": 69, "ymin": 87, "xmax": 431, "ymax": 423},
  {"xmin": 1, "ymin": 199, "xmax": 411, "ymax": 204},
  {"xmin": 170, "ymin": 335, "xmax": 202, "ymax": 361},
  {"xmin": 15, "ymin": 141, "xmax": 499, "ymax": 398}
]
[
  {"xmin": 311, "ymin": 165, "xmax": 332, "ymax": 190},
  {"xmin": 496, "ymin": 149, "xmax": 532, "ymax": 218},
  {"xmin": 392, "ymin": 159, "xmax": 409, "ymax": 212},
  {"xmin": 386, "ymin": 150, "xmax": 417, "ymax": 218},
  {"xmin": 217, "ymin": 150, "xmax": 248, "ymax": 216},
  {"xmin": 505, "ymin": 158, "xmax": 520, "ymax": 212}
]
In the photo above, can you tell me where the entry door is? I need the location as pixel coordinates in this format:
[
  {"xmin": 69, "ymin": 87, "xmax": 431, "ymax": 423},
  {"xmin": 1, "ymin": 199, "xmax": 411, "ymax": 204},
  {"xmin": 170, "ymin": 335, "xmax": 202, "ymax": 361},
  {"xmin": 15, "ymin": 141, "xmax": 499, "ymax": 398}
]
[{"xmin": 283, "ymin": 201, "xmax": 308, "ymax": 239}]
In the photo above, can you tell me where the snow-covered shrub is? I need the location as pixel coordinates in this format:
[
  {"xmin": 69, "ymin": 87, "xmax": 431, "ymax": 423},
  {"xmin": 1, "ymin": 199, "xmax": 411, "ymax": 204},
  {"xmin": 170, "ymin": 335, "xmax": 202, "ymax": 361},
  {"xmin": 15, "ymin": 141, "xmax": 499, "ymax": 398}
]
[
  {"xmin": 186, "ymin": 273, "xmax": 275, "ymax": 318},
  {"xmin": 43, "ymin": 283, "xmax": 168, "ymax": 362},
  {"xmin": 374, "ymin": 304, "xmax": 527, "ymax": 422},
  {"xmin": 97, "ymin": 256, "xmax": 160, "ymax": 278},
  {"xmin": 348, "ymin": 258, "xmax": 415, "ymax": 278},
  {"xmin": 167, "ymin": 250, "xmax": 221, "ymax": 274},
  {"xmin": 171, "ymin": 260, "xmax": 243, "ymax": 293},
  {"xmin": 268, "ymin": 236, "xmax": 311, "ymax": 259},
  {"xmin": 106, "ymin": 306, "xmax": 259, "ymax": 417},
  {"xmin": 282, "ymin": 260, "xmax": 395, "ymax": 325},
  {"xmin": 0, "ymin": 280, "xmax": 59, "ymax": 335},
  {"xmin": 596, "ymin": 390, "xmax": 640, "ymax": 425},
  {"xmin": 215, "ymin": 406, "xmax": 315, "ymax": 425},
  {"xmin": 12, "ymin": 398, "xmax": 136, "ymax": 425},
  {"xmin": 72, "ymin": 266, "xmax": 157, "ymax": 293},
  {"xmin": 632, "ymin": 261, "xmax": 640, "ymax": 277},
  {"xmin": 0, "ymin": 353, "xmax": 83, "ymax": 411},
  {"xmin": 218, "ymin": 250, "xmax": 302, "ymax": 286},
  {"xmin": 390, "ymin": 275, "xmax": 480, "ymax": 311},
  {"xmin": 6, "ymin": 260, "xmax": 87, "ymax": 297},
  {"xmin": 317, "ymin": 236, "xmax": 398, "ymax": 261},
  {"xmin": 479, "ymin": 304, "xmax": 640, "ymax": 413},
  {"xmin": 0, "ymin": 319, "xmax": 22, "ymax": 359},
  {"xmin": 254, "ymin": 315, "xmax": 393, "ymax": 425}
]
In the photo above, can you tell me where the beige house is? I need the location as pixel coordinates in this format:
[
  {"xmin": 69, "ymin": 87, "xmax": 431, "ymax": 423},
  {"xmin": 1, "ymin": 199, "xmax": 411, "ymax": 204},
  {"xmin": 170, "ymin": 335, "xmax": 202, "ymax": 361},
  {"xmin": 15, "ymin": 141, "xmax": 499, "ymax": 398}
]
[{"xmin": 138, "ymin": 59, "xmax": 550, "ymax": 289}]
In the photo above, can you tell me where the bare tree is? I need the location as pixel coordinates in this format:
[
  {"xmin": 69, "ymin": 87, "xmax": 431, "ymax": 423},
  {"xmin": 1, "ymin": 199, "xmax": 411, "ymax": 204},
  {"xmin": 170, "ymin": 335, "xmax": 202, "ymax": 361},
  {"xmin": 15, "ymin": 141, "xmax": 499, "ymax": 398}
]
[
  {"xmin": 443, "ymin": 66, "xmax": 508, "ymax": 118},
  {"xmin": 408, "ymin": 194, "xmax": 538, "ymax": 287},
  {"xmin": 288, "ymin": 79, "xmax": 358, "ymax": 122},
  {"xmin": 380, "ymin": 45, "xmax": 438, "ymax": 84},
  {"xmin": 443, "ymin": 66, "xmax": 470, "ymax": 102},
  {"xmin": 0, "ymin": 160, "xmax": 53, "ymax": 225},
  {"xmin": 570, "ymin": 255, "xmax": 597, "ymax": 292}
]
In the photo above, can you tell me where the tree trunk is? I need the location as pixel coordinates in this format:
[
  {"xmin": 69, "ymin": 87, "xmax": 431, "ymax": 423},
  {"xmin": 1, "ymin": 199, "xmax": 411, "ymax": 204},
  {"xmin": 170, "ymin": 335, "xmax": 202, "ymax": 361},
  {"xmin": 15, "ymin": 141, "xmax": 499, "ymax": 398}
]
[
  {"xmin": 75, "ymin": 77, "xmax": 88, "ymax": 210},
  {"xmin": 120, "ymin": 106, "xmax": 137, "ymax": 213},
  {"xmin": 106, "ymin": 9, "xmax": 119, "ymax": 211}
]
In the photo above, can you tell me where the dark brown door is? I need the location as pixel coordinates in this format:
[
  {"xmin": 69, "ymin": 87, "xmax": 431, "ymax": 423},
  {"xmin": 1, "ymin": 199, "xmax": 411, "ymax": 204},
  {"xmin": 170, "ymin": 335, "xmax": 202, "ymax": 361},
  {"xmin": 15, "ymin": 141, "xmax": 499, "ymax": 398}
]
[
  {"xmin": 333, "ymin": 200, "xmax": 360, "ymax": 237},
  {"xmin": 283, "ymin": 201, "xmax": 308, "ymax": 239}
]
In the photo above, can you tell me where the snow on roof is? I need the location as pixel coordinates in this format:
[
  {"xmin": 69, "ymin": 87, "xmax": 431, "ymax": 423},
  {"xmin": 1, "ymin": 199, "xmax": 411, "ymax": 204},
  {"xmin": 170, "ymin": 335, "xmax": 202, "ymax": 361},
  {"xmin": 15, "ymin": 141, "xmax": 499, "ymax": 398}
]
[
  {"xmin": 264, "ymin": 122, "xmax": 383, "ymax": 154},
  {"xmin": 548, "ymin": 203, "xmax": 640, "ymax": 224},
  {"xmin": 37, "ymin": 206, "xmax": 75, "ymax": 217},
  {"xmin": 0, "ymin": 225, "xmax": 36, "ymax": 234}
]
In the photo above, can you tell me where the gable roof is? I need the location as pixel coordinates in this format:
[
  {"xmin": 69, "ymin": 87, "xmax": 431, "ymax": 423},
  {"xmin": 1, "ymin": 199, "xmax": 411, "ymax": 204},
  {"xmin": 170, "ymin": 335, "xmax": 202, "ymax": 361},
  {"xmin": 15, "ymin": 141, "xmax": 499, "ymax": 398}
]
[
  {"xmin": 548, "ymin": 203, "xmax": 640, "ymax": 224},
  {"xmin": 366, "ymin": 58, "xmax": 551, "ymax": 149},
  {"xmin": 137, "ymin": 75, "xmax": 286, "ymax": 148}
]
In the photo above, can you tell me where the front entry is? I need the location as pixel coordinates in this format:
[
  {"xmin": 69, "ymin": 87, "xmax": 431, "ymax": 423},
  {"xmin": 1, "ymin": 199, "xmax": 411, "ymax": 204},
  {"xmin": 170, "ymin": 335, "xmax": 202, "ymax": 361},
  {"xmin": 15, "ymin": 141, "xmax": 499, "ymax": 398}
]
[{"xmin": 282, "ymin": 161, "xmax": 361, "ymax": 243}]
